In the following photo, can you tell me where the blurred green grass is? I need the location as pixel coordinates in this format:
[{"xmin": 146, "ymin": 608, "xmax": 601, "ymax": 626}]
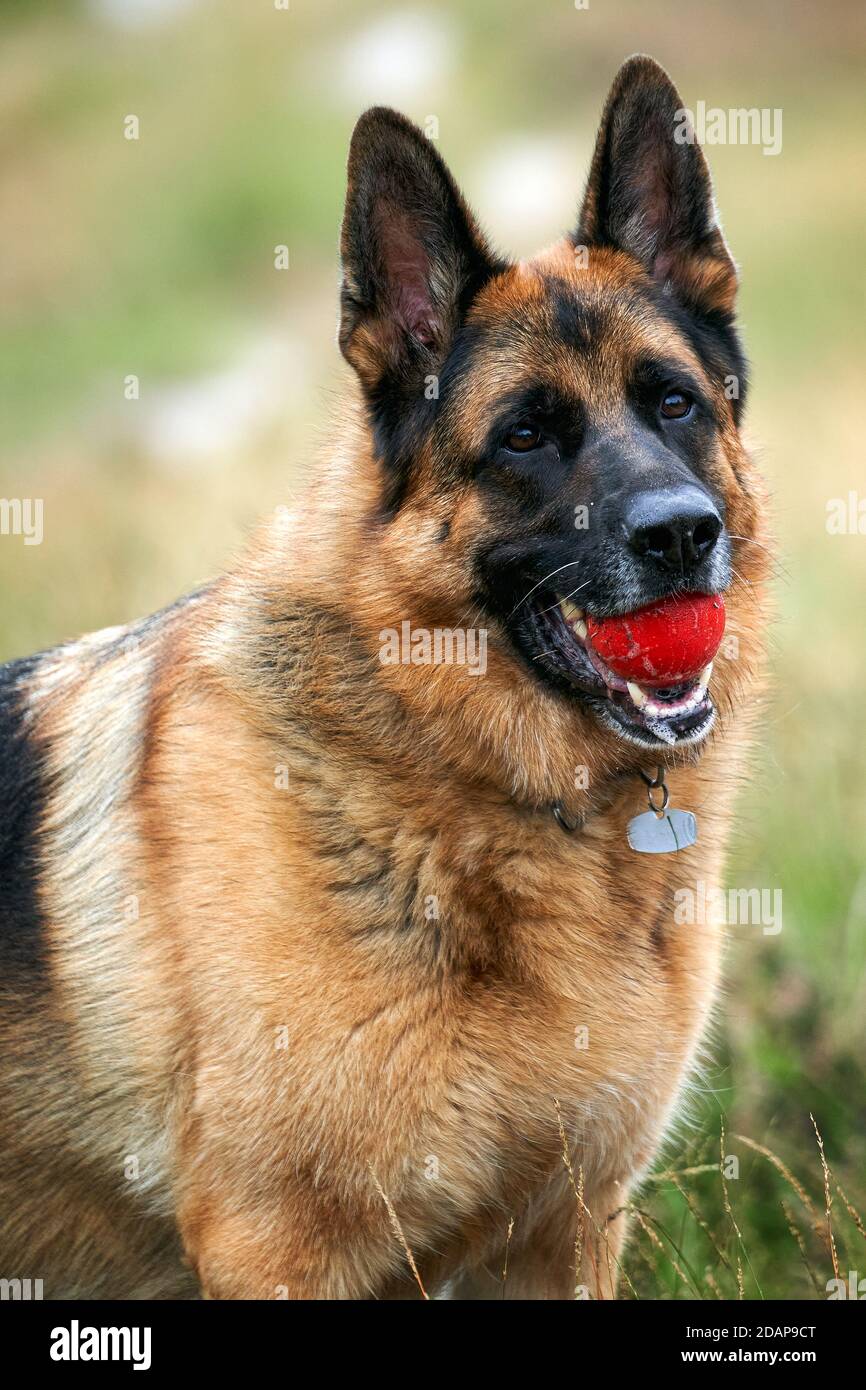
[{"xmin": 2, "ymin": 0, "xmax": 865, "ymax": 1297}]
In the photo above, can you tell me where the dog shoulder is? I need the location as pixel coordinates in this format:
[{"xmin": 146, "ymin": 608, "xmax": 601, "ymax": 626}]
[{"xmin": 0, "ymin": 590, "xmax": 210, "ymax": 995}]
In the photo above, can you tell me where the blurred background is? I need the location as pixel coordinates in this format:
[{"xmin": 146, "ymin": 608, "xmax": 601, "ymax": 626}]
[{"xmin": 1, "ymin": 0, "xmax": 864, "ymax": 1298}]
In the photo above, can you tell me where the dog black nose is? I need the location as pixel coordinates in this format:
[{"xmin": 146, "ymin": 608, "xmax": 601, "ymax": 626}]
[{"xmin": 624, "ymin": 487, "xmax": 723, "ymax": 574}]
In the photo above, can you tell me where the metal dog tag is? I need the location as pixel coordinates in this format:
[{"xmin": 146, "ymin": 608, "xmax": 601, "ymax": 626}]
[
  {"xmin": 627, "ymin": 767, "xmax": 698, "ymax": 853},
  {"xmin": 627, "ymin": 807, "xmax": 697, "ymax": 854}
]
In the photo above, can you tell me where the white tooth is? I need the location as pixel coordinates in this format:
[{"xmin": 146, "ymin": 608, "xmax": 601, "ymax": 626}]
[
  {"xmin": 626, "ymin": 681, "xmax": 648, "ymax": 708},
  {"xmin": 560, "ymin": 598, "xmax": 583, "ymax": 623},
  {"xmin": 575, "ymin": 619, "xmax": 588, "ymax": 640},
  {"xmin": 700, "ymin": 662, "xmax": 713, "ymax": 688}
]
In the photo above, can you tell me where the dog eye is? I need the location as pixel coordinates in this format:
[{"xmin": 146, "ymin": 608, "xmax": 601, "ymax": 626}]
[
  {"xmin": 660, "ymin": 390, "xmax": 693, "ymax": 420},
  {"xmin": 505, "ymin": 422, "xmax": 542, "ymax": 452}
]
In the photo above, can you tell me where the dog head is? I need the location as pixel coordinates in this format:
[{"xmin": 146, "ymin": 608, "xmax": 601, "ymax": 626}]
[{"xmin": 336, "ymin": 56, "xmax": 767, "ymax": 788}]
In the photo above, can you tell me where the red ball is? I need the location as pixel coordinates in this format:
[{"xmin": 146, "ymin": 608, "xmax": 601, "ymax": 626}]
[{"xmin": 586, "ymin": 594, "xmax": 725, "ymax": 686}]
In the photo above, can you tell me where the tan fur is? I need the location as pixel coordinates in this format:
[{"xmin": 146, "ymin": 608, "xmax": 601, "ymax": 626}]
[{"xmin": 0, "ymin": 217, "xmax": 769, "ymax": 1299}]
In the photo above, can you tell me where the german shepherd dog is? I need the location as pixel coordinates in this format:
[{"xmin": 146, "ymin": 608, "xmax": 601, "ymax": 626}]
[{"xmin": 0, "ymin": 57, "xmax": 768, "ymax": 1299}]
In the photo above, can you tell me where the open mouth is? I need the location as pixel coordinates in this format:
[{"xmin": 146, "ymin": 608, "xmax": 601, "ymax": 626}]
[{"xmin": 522, "ymin": 592, "xmax": 716, "ymax": 748}]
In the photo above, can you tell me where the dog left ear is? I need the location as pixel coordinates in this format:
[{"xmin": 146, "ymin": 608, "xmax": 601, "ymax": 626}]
[
  {"xmin": 576, "ymin": 56, "xmax": 738, "ymax": 318},
  {"xmin": 339, "ymin": 107, "xmax": 499, "ymax": 398}
]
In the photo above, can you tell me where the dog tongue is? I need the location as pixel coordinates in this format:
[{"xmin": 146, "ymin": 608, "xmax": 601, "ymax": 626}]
[{"xmin": 586, "ymin": 594, "xmax": 725, "ymax": 687}]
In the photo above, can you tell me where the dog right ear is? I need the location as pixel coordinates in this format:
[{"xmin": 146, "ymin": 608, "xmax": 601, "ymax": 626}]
[
  {"xmin": 339, "ymin": 108, "xmax": 500, "ymax": 402},
  {"xmin": 576, "ymin": 56, "xmax": 738, "ymax": 319}
]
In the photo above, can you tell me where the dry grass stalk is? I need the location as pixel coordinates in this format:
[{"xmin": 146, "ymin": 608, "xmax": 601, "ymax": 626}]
[
  {"xmin": 647, "ymin": 1163, "xmax": 721, "ymax": 1183},
  {"xmin": 554, "ymin": 1098, "xmax": 638, "ymax": 1300},
  {"xmin": 720, "ymin": 1124, "xmax": 743, "ymax": 1242},
  {"xmin": 501, "ymin": 1217, "xmax": 515, "ymax": 1297},
  {"xmin": 368, "ymin": 1165, "xmax": 429, "ymax": 1300},
  {"xmin": 733, "ymin": 1132, "xmax": 819, "ymax": 1228},
  {"xmin": 781, "ymin": 1198, "xmax": 822, "ymax": 1295},
  {"xmin": 671, "ymin": 1175, "xmax": 733, "ymax": 1274},
  {"xmin": 629, "ymin": 1205, "xmax": 693, "ymax": 1294},
  {"xmin": 836, "ymin": 1184, "xmax": 866, "ymax": 1246},
  {"xmin": 810, "ymin": 1114, "xmax": 840, "ymax": 1280}
]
